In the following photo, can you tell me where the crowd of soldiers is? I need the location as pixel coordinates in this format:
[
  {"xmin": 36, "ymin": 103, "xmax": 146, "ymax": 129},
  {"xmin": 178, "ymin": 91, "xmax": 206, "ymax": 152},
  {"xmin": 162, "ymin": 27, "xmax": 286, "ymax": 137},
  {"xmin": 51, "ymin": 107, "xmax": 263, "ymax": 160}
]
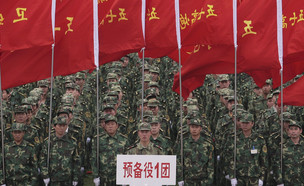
[{"xmin": 0, "ymin": 53, "xmax": 304, "ymax": 186}]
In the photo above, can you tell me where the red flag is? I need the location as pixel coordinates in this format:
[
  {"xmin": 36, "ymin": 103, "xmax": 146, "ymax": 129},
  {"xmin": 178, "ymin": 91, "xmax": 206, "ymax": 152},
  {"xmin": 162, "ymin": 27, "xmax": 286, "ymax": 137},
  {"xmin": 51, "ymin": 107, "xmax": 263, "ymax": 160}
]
[
  {"xmin": 0, "ymin": 0, "xmax": 97, "ymax": 90},
  {"xmin": 99, "ymin": 0, "xmax": 145, "ymax": 64},
  {"xmin": 270, "ymin": 0, "xmax": 304, "ymax": 88},
  {"xmin": 172, "ymin": 0, "xmax": 281, "ymax": 98},
  {"xmin": 180, "ymin": 0, "xmax": 233, "ymax": 47},
  {"xmin": 144, "ymin": 0, "xmax": 179, "ymax": 58},
  {"xmin": 277, "ymin": 76, "xmax": 304, "ymax": 106},
  {"xmin": 0, "ymin": 0, "xmax": 53, "ymax": 51}
]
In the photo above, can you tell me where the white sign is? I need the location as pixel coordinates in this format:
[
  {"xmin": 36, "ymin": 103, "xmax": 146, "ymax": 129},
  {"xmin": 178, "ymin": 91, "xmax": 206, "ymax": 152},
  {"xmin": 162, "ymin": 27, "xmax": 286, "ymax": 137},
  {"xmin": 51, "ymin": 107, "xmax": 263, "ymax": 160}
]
[{"xmin": 116, "ymin": 155, "xmax": 176, "ymax": 186}]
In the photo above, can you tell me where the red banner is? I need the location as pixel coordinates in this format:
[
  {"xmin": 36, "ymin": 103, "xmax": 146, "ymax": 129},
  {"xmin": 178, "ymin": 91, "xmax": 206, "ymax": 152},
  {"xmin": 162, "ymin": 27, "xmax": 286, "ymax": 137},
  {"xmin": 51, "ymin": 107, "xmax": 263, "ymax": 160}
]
[
  {"xmin": 99, "ymin": 0, "xmax": 145, "ymax": 64},
  {"xmin": 0, "ymin": 0, "xmax": 53, "ymax": 51}
]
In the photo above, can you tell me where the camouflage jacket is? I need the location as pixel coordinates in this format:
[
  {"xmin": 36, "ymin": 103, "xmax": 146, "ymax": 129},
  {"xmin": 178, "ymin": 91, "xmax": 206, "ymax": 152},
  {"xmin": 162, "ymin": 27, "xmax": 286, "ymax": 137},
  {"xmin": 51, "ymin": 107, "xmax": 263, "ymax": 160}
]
[
  {"xmin": 4, "ymin": 140, "xmax": 38, "ymax": 184},
  {"xmin": 226, "ymin": 132, "xmax": 268, "ymax": 180},
  {"xmin": 273, "ymin": 137, "xmax": 304, "ymax": 185},
  {"xmin": 40, "ymin": 134, "xmax": 81, "ymax": 182},
  {"xmin": 150, "ymin": 134, "xmax": 173, "ymax": 155},
  {"xmin": 126, "ymin": 141, "xmax": 163, "ymax": 155},
  {"xmin": 91, "ymin": 132, "xmax": 128, "ymax": 181},
  {"xmin": 176, "ymin": 136, "xmax": 214, "ymax": 185}
]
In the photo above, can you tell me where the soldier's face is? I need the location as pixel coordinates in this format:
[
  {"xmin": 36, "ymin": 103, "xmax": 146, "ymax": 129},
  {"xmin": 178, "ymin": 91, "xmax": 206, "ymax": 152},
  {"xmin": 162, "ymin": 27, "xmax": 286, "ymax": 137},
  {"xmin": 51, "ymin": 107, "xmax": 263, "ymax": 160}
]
[
  {"xmin": 66, "ymin": 88, "xmax": 75, "ymax": 94},
  {"xmin": 267, "ymin": 98, "xmax": 274, "ymax": 108},
  {"xmin": 219, "ymin": 80, "xmax": 230, "ymax": 89},
  {"xmin": 76, "ymin": 78, "xmax": 85, "ymax": 87},
  {"xmin": 148, "ymin": 106, "xmax": 159, "ymax": 115},
  {"xmin": 39, "ymin": 86, "xmax": 48, "ymax": 95},
  {"xmin": 138, "ymin": 130, "xmax": 151, "ymax": 143},
  {"xmin": 262, "ymin": 84, "xmax": 272, "ymax": 94},
  {"xmin": 104, "ymin": 121, "xmax": 118, "ymax": 136},
  {"xmin": 289, "ymin": 126, "xmax": 302, "ymax": 138},
  {"xmin": 151, "ymin": 72, "xmax": 159, "ymax": 81},
  {"xmin": 2, "ymin": 90, "xmax": 9, "ymax": 100},
  {"xmin": 12, "ymin": 130, "xmax": 25, "ymax": 143},
  {"xmin": 241, "ymin": 122, "xmax": 253, "ymax": 132},
  {"xmin": 151, "ymin": 123, "xmax": 161, "ymax": 135},
  {"xmin": 15, "ymin": 112, "xmax": 27, "ymax": 123},
  {"xmin": 54, "ymin": 124, "xmax": 68, "ymax": 137},
  {"xmin": 189, "ymin": 125, "xmax": 202, "ymax": 137}
]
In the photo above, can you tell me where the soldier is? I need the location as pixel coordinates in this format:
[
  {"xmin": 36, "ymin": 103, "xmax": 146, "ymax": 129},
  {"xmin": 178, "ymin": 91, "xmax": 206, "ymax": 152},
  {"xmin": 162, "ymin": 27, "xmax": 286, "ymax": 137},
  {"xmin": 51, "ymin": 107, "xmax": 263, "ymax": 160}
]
[
  {"xmin": 3, "ymin": 123, "xmax": 38, "ymax": 185},
  {"xmin": 225, "ymin": 113, "xmax": 268, "ymax": 186},
  {"xmin": 176, "ymin": 118, "xmax": 214, "ymax": 186},
  {"xmin": 273, "ymin": 120, "xmax": 304, "ymax": 186},
  {"xmin": 40, "ymin": 116, "xmax": 81, "ymax": 186},
  {"xmin": 149, "ymin": 116, "xmax": 173, "ymax": 155},
  {"xmin": 91, "ymin": 114, "xmax": 128, "ymax": 186},
  {"xmin": 126, "ymin": 122, "xmax": 163, "ymax": 155}
]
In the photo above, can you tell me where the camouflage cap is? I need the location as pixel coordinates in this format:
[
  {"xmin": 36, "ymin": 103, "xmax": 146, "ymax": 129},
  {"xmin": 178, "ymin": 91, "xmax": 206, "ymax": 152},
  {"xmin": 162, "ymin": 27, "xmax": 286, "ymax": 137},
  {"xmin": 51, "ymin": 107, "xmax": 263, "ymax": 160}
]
[
  {"xmin": 21, "ymin": 98, "xmax": 31, "ymax": 105},
  {"xmin": 106, "ymin": 73, "xmax": 118, "ymax": 80},
  {"xmin": 14, "ymin": 105, "xmax": 27, "ymax": 113},
  {"xmin": 265, "ymin": 79, "xmax": 272, "ymax": 85},
  {"xmin": 143, "ymin": 110, "xmax": 153, "ymax": 118},
  {"xmin": 281, "ymin": 112, "xmax": 295, "ymax": 121},
  {"xmin": 288, "ymin": 120, "xmax": 302, "ymax": 129},
  {"xmin": 75, "ymin": 72, "xmax": 86, "ymax": 79},
  {"xmin": 144, "ymin": 64, "xmax": 150, "ymax": 70},
  {"xmin": 103, "ymin": 104, "xmax": 115, "ymax": 111},
  {"xmin": 148, "ymin": 81, "xmax": 159, "ymax": 88},
  {"xmin": 233, "ymin": 109, "xmax": 246, "ymax": 119},
  {"xmin": 231, "ymin": 104, "xmax": 244, "ymax": 112},
  {"xmin": 218, "ymin": 74, "xmax": 229, "ymax": 82},
  {"xmin": 186, "ymin": 110, "xmax": 200, "ymax": 119},
  {"xmin": 186, "ymin": 98, "xmax": 198, "ymax": 106},
  {"xmin": 61, "ymin": 94, "xmax": 74, "ymax": 105},
  {"xmin": 65, "ymin": 82, "xmax": 76, "ymax": 89},
  {"xmin": 24, "ymin": 105, "xmax": 32, "ymax": 111},
  {"xmin": 110, "ymin": 85, "xmax": 122, "ymax": 92},
  {"xmin": 111, "ymin": 61, "xmax": 123, "ymax": 69},
  {"xmin": 144, "ymin": 74, "xmax": 153, "ymax": 82},
  {"xmin": 150, "ymin": 66, "xmax": 160, "ymax": 73},
  {"xmin": 64, "ymin": 75, "xmax": 75, "ymax": 84},
  {"xmin": 189, "ymin": 118, "xmax": 202, "ymax": 126},
  {"xmin": 187, "ymin": 105, "xmax": 199, "ymax": 113},
  {"xmin": 29, "ymin": 88, "xmax": 43, "ymax": 97},
  {"xmin": 107, "ymin": 91, "xmax": 119, "ymax": 97},
  {"xmin": 150, "ymin": 116, "xmax": 160, "ymax": 124},
  {"xmin": 53, "ymin": 116, "xmax": 68, "ymax": 125},
  {"xmin": 11, "ymin": 123, "xmax": 26, "ymax": 131},
  {"xmin": 137, "ymin": 122, "xmax": 151, "ymax": 131},
  {"xmin": 99, "ymin": 112, "xmax": 105, "ymax": 121},
  {"xmin": 103, "ymin": 96, "xmax": 118, "ymax": 105},
  {"xmin": 218, "ymin": 88, "xmax": 234, "ymax": 96},
  {"xmin": 57, "ymin": 106, "xmax": 73, "ymax": 115},
  {"xmin": 104, "ymin": 114, "xmax": 117, "ymax": 123},
  {"xmin": 267, "ymin": 93, "xmax": 273, "ymax": 99},
  {"xmin": 240, "ymin": 113, "xmax": 254, "ymax": 122},
  {"xmin": 145, "ymin": 88, "xmax": 158, "ymax": 98},
  {"xmin": 38, "ymin": 79, "xmax": 49, "ymax": 87},
  {"xmin": 227, "ymin": 96, "xmax": 235, "ymax": 102},
  {"xmin": 147, "ymin": 99, "xmax": 159, "ymax": 107},
  {"xmin": 137, "ymin": 99, "xmax": 148, "ymax": 106},
  {"xmin": 273, "ymin": 89, "xmax": 280, "ymax": 95}
]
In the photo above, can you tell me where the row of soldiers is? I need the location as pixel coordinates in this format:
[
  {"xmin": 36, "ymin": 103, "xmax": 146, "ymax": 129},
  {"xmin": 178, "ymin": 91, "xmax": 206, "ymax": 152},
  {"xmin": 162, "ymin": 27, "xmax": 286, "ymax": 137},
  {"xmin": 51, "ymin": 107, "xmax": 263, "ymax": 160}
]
[{"xmin": 0, "ymin": 54, "xmax": 303, "ymax": 185}]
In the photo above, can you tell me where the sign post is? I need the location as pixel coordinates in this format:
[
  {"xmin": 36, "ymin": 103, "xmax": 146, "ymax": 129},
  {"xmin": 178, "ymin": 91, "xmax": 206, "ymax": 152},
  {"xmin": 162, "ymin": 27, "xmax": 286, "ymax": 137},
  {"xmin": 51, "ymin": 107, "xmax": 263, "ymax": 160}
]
[{"xmin": 116, "ymin": 155, "xmax": 176, "ymax": 186}]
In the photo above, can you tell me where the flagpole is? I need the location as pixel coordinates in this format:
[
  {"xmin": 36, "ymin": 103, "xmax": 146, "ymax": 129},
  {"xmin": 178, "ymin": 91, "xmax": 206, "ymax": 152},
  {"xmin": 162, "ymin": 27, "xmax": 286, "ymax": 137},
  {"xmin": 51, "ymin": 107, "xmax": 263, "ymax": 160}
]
[
  {"xmin": 47, "ymin": 44, "xmax": 55, "ymax": 170},
  {"xmin": 178, "ymin": 48, "xmax": 184, "ymax": 181},
  {"xmin": 232, "ymin": 0, "xmax": 238, "ymax": 180},
  {"xmin": 276, "ymin": 0, "xmax": 283, "ymax": 173},
  {"xmin": 96, "ymin": 68, "xmax": 100, "ymax": 174},
  {"xmin": 141, "ymin": 49, "xmax": 145, "ymax": 121},
  {"xmin": 0, "ymin": 66, "xmax": 6, "ymax": 180},
  {"xmin": 47, "ymin": 0, "xmax": 56, "ymax": 171}
]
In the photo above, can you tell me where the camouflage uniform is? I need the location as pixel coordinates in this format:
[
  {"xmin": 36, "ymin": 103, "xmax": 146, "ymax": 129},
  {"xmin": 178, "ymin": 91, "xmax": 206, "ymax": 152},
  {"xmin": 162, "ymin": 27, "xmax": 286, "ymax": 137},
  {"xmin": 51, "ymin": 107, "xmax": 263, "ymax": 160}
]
[
  {"xmin": 40, "ymin": 117, "xmax": 81, "ymax": 185},
  {"xmin": 3, "ymin": 123, "xmax": 38, "ymax": 186},
  {"xmin": 176, "ymin": 118, "xmax": 214, "ymax": 186}
]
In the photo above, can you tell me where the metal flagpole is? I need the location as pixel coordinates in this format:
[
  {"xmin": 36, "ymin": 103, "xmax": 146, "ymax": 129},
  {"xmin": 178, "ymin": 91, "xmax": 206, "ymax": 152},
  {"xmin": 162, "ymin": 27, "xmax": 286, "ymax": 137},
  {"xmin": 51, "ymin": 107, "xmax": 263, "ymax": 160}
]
[
  {"xmin": 141, "ymin": 49, "xmax": 145, "ymax": 121},
  {"xmin": 47, "ymin": 44, "xmax": 55, "ymax": 169},
  {"xmin": 96, "ymin": 68, "xmax": 100, "ymax": 175},
  {"xmin": 47, "ymin": 0, "xmax": 56, "ymax": 170},
  {"xmin": 0, "ymin": 66, "xmax": 6, "ymax": 180},
  {"xmin": 232, "ymin": 0, "xmax": 238, "ymax": 180},
  {"xmin": 178, "ymin": 48, "xmax": 184, "ymax": 180}
]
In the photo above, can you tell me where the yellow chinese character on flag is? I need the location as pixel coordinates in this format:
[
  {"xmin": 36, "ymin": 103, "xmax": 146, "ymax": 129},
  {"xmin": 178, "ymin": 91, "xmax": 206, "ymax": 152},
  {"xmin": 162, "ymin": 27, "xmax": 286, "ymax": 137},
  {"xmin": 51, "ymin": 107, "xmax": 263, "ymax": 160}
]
[
  {"xmin": 297, "ymin": 10, "xmax": 304, "ymax": 23},
  {"xmin": 206, "ymin": 5, "xmax": 217, "ymax": 18},
  {"xmin": 118, "ymin": 8, "xmax": 128, "ymax": 21},
  {"xmin": 282, "ymin": 15, "xmax": 287, "ymax": 28},
  {"xmin": 65, "ymin": 17, "xmax": 74, "ymax": 35},
  {"xmin": 13, "ymin": 8, "xmax": 28, "ymax": 23},
  {"xmin": 242, "ymin": 20, "xmax": 257, "ymax": 38},
  {"xmin": 289, "ymin": 12, "xmax": 297, "ymax": 26},
  {"xmin": 191, "ymin": 8, "xmax": 205, "ymax": 24},
  {"xmin": 106, "ymin": 10, "xmax": 117, "ymax": 23},
  {"xmin": 180, "ymin": 13, "xmax": 190, "ymax": 30},
  {"xmin": 0, "ymin": 13, "xmax": 4, "ymax": 25},
  {"xmin": 147, "ymin": 7, "xmax": 160, "ymax": 21}
]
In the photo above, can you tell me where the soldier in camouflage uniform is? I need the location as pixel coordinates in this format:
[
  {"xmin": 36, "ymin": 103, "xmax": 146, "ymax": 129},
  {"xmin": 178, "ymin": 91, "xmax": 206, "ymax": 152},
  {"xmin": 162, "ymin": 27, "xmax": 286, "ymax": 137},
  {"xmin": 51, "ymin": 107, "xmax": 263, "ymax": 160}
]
[
  {"xmin": 91, "ymin": 114, "xmax": 128, "ymax": 186},
  {"xmin": 225, "ymin": 113, "xmax": 268, "ymax": 186},
  {"xmin": 273, "ymin": 120, "xmax": 304, "ymax": 186},
  {"xmin": 149, "ymin": 116, "xmax": 173, "ymax": 155},
  {"xmin": 176, "ymin": 118, "xmax": 214, "ymax": 186},
  {"xmin": 126, "ymin": 122, "xmax": 163, "ymax": 155},
  {"xmin": 3, "ymin": 123, "xmax": 38, "ymax": 185},
  {"xmin": 40, "ymin": 116, "xmax": 81, "ymax": 186}
]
